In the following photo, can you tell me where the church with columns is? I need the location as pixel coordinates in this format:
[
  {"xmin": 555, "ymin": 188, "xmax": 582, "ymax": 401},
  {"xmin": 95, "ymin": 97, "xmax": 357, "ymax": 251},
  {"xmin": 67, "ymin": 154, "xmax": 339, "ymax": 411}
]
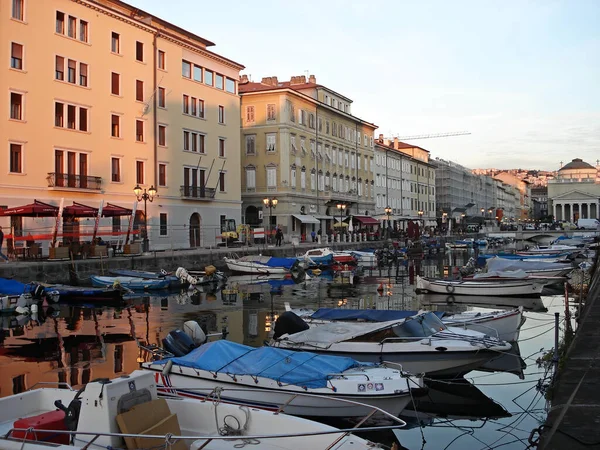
[{"xmin": 548, "ymin": 158, "xmax": 600, "ymax": 222}]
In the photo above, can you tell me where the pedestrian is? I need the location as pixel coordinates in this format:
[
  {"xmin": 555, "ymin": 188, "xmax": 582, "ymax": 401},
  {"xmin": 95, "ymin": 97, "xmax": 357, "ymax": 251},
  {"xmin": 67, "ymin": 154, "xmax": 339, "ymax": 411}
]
[
  {"xmin": 275, "ymin": 228, "xmax": 283, "ymax": 247},
  {"xmin": 0, "ymin": 226, "xmax": 9, "ymax": 263},
  {"xmin": 311, "ymin": 230, "xmax": 316, "ymax": 242}
]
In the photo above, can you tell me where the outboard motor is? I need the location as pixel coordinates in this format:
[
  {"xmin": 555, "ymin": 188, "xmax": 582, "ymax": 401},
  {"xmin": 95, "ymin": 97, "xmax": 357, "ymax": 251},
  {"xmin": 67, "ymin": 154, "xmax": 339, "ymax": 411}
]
[
  {"xmin": 183, "ymin": 320, "xmax": 207, "ymax": 346},
  {"xmin": 273, "ymin": 311, "xmax": 309, "ymax": 340},
  {"xmin": 162, "ymin": 330, "xmax": 197, "ymax": 357}
]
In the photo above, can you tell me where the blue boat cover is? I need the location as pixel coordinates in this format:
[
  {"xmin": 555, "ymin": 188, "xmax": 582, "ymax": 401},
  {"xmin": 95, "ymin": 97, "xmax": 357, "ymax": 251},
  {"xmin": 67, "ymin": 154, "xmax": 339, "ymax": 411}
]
[
  {"xmin": 265, "ymin": 257, "xmax": 297, "ymax": 270},
  {"xmin": 0, "ymin": 277, "xmax": 27, "ymax": 295},
  {"xmin": 153, "ymin": 340, "xmax": 369, "ymax": 388},
  {"xmin": 310, "ymin": 308, "xmax": 445, "ymax": 322}
]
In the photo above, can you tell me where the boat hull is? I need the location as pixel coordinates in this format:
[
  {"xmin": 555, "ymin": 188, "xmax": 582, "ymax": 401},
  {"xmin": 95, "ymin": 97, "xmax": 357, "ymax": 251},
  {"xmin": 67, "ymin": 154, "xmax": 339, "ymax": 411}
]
[
  {"xmin": 224, "ymin": 258, "xmax": 289, "ymax": 274},
  {"xmin": 90, "ymin": 276, "xmax": 170, "ymax": 290},
  {"xmin": 442, "ymin": 308, "xmax": 524, "ymax": 342},
  {"xmin": 416, "ymin": 276, "xmax": 545, "ymax": 297}
]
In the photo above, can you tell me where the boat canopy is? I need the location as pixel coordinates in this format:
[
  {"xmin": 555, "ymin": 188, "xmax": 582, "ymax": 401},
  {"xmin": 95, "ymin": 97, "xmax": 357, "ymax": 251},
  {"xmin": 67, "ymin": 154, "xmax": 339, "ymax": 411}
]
[
  {"xmin": 486, "ymin": 257, "xmax": 572, "ymax": 272},
  {"xmin": 310, "ymin": 308, "xmax": 445, "ymax": 322},
  {"xmin": 473, "ymin": 270, "xmax": 529, "ymax": 279},
  {"xmin": 153, "ymin": 340, "xmax": 369, "ymax": 388}
]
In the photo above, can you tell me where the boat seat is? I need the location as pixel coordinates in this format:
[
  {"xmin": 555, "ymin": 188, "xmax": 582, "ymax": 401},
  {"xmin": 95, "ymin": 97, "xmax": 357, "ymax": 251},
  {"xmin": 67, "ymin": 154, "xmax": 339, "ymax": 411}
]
[
  {"xmin": 0, "ymin": 409, "xmax": 49, "ymax": 438},
  {"xmin": 117, "ymin": 388, "xmax": 153, "ymax": 414}
]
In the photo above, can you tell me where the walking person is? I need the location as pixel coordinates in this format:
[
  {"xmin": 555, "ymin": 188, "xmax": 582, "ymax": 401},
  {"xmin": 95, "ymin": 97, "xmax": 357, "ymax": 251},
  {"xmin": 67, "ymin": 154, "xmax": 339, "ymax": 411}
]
[
  {"xmin": 0, "ymin": 226, "xmax": 9, "ymax": 263},
  {"xmin": 275, "ymin": 228, "xmax": 283, "ymax": 247}
]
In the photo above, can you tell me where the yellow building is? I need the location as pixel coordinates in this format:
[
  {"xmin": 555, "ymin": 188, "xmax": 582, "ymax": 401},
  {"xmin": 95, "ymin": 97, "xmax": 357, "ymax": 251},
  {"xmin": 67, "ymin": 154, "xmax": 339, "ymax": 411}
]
[
  {"xmin": 1, "ymin": 0, "xmax": 243, "ymax": 252},
  {"xmin": 239, "ymin": 75, "xmax": 377, "ymax": 241}
]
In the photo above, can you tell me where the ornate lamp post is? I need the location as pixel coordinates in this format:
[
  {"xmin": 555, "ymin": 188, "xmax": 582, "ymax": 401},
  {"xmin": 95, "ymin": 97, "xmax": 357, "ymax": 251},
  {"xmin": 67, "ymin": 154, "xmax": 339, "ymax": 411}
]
[
  {"xmin": 480, "ymin": 207, "xmax": 485, "ymax": 216},
  {"xmin": 384, "ymin": 206, "xmax": 392, "ymax": 239},
  {"xmin": 336, "ymin": 203, "xmax": 347, "ymax": 239},
  {"xmin": 263, "ymin": 197, "xmax": 278, "ymax": 245},
  {"xmin": 133, "ymin": 184, "xmax": 157, "ymax": 252}
]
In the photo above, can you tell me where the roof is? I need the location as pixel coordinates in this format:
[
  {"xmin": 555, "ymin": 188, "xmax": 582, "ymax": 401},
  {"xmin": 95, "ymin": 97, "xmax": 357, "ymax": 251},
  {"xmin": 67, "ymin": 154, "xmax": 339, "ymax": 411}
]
[
  {"xmin": 559, "ymin": 158, "xmax": 596, "ymax": 171},
  {"xmin": 239, "ymin": 81, "xmax": 318, "ymax": 94}
]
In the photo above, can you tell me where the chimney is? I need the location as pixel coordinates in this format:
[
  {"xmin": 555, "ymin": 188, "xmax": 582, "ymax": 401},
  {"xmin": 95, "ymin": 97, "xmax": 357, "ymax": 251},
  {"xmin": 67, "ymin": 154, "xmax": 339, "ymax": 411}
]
[
  {"xmin": 300, "ymin": 75, "xmax": 306, "ymax": 84},
  {"xmin": 309, "ymin": 74, "xmax": 316, "ymax": 84},
  {"xmin": 393, "ymin": 137, "xmax": 399, "ymax": 149},
  {"xmin": 378, "ymin": 134, "xmax": 384, "ymax": 142},
  {"xmin": 261, "ymin": 76, "xmax": 273, "ymax": 85},
  {"xmin": 271, "ymin": 76, "xmax": 278, "ymax": 86},
  {"xmin": 239, "ymin": 74, "xmax": 249, "ymax": 83},
  {"xmin": 291, "ymin": 75, "xmax": 306, "ymax": 85}
]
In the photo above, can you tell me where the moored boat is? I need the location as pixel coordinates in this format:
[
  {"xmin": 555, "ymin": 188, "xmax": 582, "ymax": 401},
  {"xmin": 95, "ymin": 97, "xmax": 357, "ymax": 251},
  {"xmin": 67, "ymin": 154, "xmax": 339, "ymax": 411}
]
[
  {"xmin": 90, "ymin": 275, "xmax": 170, "ymax": 290},
  {"xmin": 416, "ymin": 275, "xmax": 546, "ymax": 297},
  {"xmin": 44, "ymin": 285, "xmax": 124, "ymax": 304},
  {"xmin": 109, "ymin": 268, "xmax": 185, "ymax": 288},
  {"xmin": 224, "ymin": 254, "xmax": 300, "ymax": 275}
]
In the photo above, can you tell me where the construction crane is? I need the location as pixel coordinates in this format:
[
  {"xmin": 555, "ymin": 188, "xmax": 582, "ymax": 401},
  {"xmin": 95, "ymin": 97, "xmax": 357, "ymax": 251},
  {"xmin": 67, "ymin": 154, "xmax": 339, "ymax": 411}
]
[{"xmin": 393, "ymin": 131, "xmax": 471, "ymax": 141}]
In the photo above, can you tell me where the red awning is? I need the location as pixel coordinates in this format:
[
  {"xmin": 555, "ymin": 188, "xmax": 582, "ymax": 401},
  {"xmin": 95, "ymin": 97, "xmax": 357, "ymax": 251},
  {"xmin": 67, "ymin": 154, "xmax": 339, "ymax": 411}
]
[
  {"xmin": 102, "ymin": 203, "xmax": 133, "ymax": 217},
  {"xmin": 63, "ymin": 202, "xmax": 99, "ymax": 217},
  {"xmin": 353, "ymin": 216, "xmax": 380, "ymax": 225},
  {"xmin": 0, "ymin": 200, "xmax": 58, "ymax": 217}
]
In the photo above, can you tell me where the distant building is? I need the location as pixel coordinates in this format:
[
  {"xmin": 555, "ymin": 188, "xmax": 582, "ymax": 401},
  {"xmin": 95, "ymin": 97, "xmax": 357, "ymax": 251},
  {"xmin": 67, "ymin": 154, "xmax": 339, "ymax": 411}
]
[
  {"xmin": 531, "ymin": 186, "xmax": 549, "ymax": 220},
  {"xmin": 373, "ymin": 136, "xmax": 436, "ymax": 228},
  {"xmin": 493, "ymin": 172, "xmax": 532, "ymax": 220},
  {"xmin": 548, "ymin": 158, "xmax": 600, "ymax": 222}
]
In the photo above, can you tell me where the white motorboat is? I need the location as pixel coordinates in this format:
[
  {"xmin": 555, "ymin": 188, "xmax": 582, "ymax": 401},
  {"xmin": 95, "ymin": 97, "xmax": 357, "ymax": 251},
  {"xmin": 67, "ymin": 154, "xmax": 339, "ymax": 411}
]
[
  {"xmin": 418, "ymin": 293, "xmax": 548, "ymax": 313},
  {"xmin": 350, "ymin": 250, "xmax": 377, "ymax": 265},
  {"xmin": 141, "ymin": 337, "xmax": 424, "ymax": 418},
  {"xmin": 224, "ymin": 254, "xmax": 299, "ymax": 275},
  {"xmin": 297, "ymin": 248, "xmax": 356, "ymax": 266},
  {"xmin": 485, "ymin": 256, "xmax": 573, "ymax": 278},
  {"xmin": 416, "ymin": 275, "xmax": 547, "ymax": 297},
  {"xmin": 286, "ymin": 304, "xmax": 525, "ymax": 342},
  {"xmin": 0, "ymin": 370, "xmax": 398, "ymax": 450},
  {"xmin": 270, "ymin": 311, "xmax": 512, "ymax": 376}
]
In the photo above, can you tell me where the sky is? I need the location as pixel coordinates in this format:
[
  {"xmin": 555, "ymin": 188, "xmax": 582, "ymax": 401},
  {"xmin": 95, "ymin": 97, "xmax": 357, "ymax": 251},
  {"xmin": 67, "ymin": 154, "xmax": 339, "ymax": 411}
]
[{"xmin": 128, "ymin": 0, "xmax": 600, "ymax": 171}]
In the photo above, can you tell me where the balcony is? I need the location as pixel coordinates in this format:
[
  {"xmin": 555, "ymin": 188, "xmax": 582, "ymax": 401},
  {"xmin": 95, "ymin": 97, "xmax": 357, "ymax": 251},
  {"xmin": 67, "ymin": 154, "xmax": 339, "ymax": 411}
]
[
  {"xmin": 180, "ymin": 185, "xmax": 216, "ymax": 201},
  {"xmin": 47, "ymin": 173, "xmax": 102, "ymax": 191}
]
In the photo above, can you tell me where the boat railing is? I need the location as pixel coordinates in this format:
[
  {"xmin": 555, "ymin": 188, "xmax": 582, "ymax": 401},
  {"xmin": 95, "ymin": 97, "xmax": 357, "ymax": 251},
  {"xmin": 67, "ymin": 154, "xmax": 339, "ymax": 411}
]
[
  {"xmin": 27, "ymin": 381, "xmax": 74, "ymax": 391},
  {"xmin": 325, "ymin": 372, "xmax": 371, "ymax": 380}
]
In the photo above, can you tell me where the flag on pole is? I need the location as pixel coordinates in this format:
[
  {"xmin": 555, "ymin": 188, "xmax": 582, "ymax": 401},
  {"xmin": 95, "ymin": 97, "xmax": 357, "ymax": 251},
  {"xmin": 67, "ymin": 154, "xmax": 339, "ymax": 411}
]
[
  {"xmin": 92, "ymin": 200, "xmax": 104, "ymax": 242},
  {"xmin": 51, "ymin": 198, "xmax": 65, "ymax": 248}
]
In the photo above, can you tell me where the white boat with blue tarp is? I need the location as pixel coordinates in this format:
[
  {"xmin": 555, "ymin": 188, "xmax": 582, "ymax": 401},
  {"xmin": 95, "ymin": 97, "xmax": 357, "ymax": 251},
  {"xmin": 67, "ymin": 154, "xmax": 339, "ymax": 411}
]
[
  {"xmin": 142, "ymin": 333, "xmax": 424, "ymax": 418},
  {"xmin": 224, "ymin": 254, "xmax": 300, "ymax": 275},
  {"xmin": 90, "ymin": 275, "xmax": 170, "ymax": 290}
]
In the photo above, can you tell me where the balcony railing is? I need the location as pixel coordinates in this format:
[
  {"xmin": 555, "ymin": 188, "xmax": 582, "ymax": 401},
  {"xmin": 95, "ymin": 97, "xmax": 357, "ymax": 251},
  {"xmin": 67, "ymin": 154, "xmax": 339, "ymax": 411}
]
[
  {"xmin": 47, "ymin": 173, "xmax": 102, "ymax": 190},
  {"xmin": 180, "ymin": 185, "xmax": 216, "ymax": 200}
]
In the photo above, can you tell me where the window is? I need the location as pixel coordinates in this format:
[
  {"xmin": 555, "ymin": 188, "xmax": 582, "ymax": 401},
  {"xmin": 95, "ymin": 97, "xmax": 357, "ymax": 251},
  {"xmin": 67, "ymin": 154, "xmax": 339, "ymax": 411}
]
[
  {"xmin": 158, "ymin": 125, "xmax": 166, "ymax": 146},
  {"xmin": 56, "ymin": 12, "xmax": 65, "ymax": 34},
  {"xmin": 183, "ymin": 131, "xmax": 205, "ymax": 153},
  {"xmin": 136, "ymin": 161, "xmax": 145, "ymax": 184},
  {"xmin": 111, "ymin": 114, "xmax": 120, "ymax": 137},
  {"xmin": 219, "ymin": 172, "xmax": 225, "ymax": 192},
  {"xmin": 10, "ymin": 43, "xmax": 23, "ymax": 70},
  {"xmin": 225, "ymin": 78, "xmax": 236, "ymax": 93},
  {"xmin": 198, "ymin": 99, "xmax": 205, "ymax": 118},
  {"xmin": 54, "ymin": 102, "xmax": 88, "ymax": 131},
  {"xmin": 159, "ymin": 213, "xmax": 168, "ymax": 236},
  {"xmin": 136, "ymin": 80, "xmax": 144, "ymax": 102},
  {"xmin": 218, "ymin": 105, "xmax": 225, "ymax": 124},
  {"xmin": 79, "ymin": 63, "xmax": 87, "ymax": 86},
  {"xmin": 111, "ymin": 157, "xmax": 121, "ymax": 182},
  {"xmin": 191, "ymin": 97, "xmax": 197, "ymax": 116},
  {"xmin": 158, "ymin": 164, "xmax": 167, "ymax": 187},
  {"xmin": 205, "ymin": 69, "xmax": 213, "ymax": 86},
  {"xmin": 193, "ymin": 64, "xmax": 202, "ymax": 82},
  {"xmin": 136, "ymin": 120, "xmax": 144, "ymax": 142},
  {"xmin": 182, "ymin": 95, "xmax": 189, "ymax": 114},
  {"xmin": 67, "ymin": 105, "xmax": 76, "ymax": 129},
  {"xmin": 111, "ymin": 72, "xmax": 120, "ymax": 95},
  {"xmin": 9, "ymin": 143, "xmax": 22, "ymax": 173},
  {"xmin": 158, "ymin": 87, "xmax": 166, "ymax": 108},
  {"xmin": 112, "ymin": 216, "xmax": 121, "ymax": 233},
  {"xmin": 79, "ymin": 107, "xmax": 88, "ymax": 131},
  {"xmin": 245, "ymin": 135, "xmax": 255, "ymax": 155},
  {"xmin": 67, "ymin": 16, "xmax": 76, "ymax": 38},
  {"xmin": 79, "ymin": 20, "xmax": 88, "ymax": 42},
  {"xmin": 157, "ymin": 50, "xmax": 165, "ymax": 70},
  {"xmin": 67, "ymin": 59, "xmax": 76, "ymax": 83},
  {"xmin": 55, "ymin": 56, "xmax": 64, "ymax": 80},
  {"xmin": 290, "ymin": 166, "xmax": 297, "ymax": 188},
  {"xmin": 267, "ymin": 104, "xmax": 276, "ymax": 121},
  {"xmin": 267, "ymin": 166, "xmax": 276, "ymax": 188},
  {"xmin": 12, "ymin": 0, "xmax": 24, "ymax": 20},
  {"xmin": 246, "ymin": 106, "xmax": 255, "ymax": 123},
  {"xmin": 246, "ymin": 167, "xmax": 256, "ymax": 190},
  {"xmin": 215, "ymin": 74, "xmax": 224, "ymax": 89},
  {"xmin": 266, "ymin": 133, "xmax": 276, "ymax": 152},
  {"xmin": 55, "ymin": 102, "xmax": 63, "ymax": 127},
  {"xmin": 135, "ymin": 41, "xmax": 144, "ymax": 62},
  {"xmin": 182, "ymin": 60, "xmax": 191, "ymax": 78},
  {"xmin": 300, "ymin": 168, "xmax": 306, "ymax": 189},
  {"xmin": 219, "ymin": 138, "xmax": 225, "ymax": 157},
  {"xmin": 111, "ymin": 32, "xmax": 120, "ymax": 53},
  {"xmin": 10, "ymin": 93, "xmax": 22, "ymax": 120}
]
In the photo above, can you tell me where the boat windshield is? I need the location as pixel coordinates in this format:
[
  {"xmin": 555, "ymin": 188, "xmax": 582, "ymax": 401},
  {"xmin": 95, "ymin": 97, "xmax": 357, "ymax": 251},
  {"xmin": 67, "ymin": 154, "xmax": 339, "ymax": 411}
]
[{"xmin": 392, "ymin": 312, "xmax": 447, "ymax": 338}]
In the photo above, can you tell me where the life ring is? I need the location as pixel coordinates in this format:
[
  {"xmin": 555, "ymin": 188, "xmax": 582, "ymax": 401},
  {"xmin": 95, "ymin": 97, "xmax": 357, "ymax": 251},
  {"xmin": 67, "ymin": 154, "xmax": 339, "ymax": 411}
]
[
  {"xmin": 446, "ymin": 295, "xmax": 455, "ymax": 304},
  {"xmin": 446, "ymin": 284, "xmax": 455, "ymax": 294}
]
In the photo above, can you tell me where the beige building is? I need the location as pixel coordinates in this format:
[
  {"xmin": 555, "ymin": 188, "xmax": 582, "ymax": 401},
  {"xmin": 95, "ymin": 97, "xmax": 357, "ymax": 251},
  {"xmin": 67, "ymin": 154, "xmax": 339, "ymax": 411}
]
[
  {"xmin": 493, "ymin": 172, "xmax": 531, "ymax": 220},
  {"xmin": 549, "ymin": 158, "xmax": 600, "ymax": 222},
  {"xmin": 2, "ymin": 0, "xmax": 243, "ymax": 252},
  {"xmin": 238, "ymin": 75, "xmax": 377, "ymax": 241}
]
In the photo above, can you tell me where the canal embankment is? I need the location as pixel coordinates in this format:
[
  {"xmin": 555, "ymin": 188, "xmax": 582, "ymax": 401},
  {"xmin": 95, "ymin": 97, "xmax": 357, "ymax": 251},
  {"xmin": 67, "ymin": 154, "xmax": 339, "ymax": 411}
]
[{"xmin": 539, "ymin": 254, "xmax": 600, "ymax": 449}]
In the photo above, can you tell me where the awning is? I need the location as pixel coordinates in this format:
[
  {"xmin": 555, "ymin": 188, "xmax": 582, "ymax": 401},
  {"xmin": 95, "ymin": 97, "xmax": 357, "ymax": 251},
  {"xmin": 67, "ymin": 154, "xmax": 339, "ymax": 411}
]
[
  {"xmin": 63, "ymin": 202, "xmax": 99, "ymax": 217},
  {"xmin": 334, "ymin": 217, "xmax": 350, "ymax": 223},
  {"xmin": 313, "ymin": 215, "xmax": 332, "ymax": 220},
  {"xmin": 353, "ymin": 216, "xmax": 380, "ymax": 225},
  {"xmin": 0, "ymin": 200, "xmax": 58, "ymax": 217},
  {"xmin": 292, "ymin": 214, "xmax": 320, "ymax": 224},
  {"xmin": 102, "ymin": 203, "xmax": 133, "ymax": 217}
]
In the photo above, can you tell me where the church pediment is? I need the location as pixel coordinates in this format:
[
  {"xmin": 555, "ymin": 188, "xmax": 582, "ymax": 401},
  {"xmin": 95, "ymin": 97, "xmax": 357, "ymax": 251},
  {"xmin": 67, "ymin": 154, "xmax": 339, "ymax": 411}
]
[{"xmin": 551, "ymin": 190, "xmax": 599, "ymax": 201}]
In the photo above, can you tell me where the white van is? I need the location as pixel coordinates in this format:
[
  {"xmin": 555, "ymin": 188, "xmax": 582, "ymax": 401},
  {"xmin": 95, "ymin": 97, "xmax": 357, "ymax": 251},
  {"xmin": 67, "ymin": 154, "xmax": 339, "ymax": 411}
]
[{"xmin": 577, "ymin": 218, "xmax": 600, "ymax": 230}]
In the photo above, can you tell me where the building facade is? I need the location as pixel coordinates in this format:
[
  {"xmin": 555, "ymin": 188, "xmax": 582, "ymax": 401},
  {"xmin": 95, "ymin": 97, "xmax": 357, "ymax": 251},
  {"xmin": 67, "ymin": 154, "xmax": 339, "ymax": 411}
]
[
  {"xmin": 238, "ymin": 75, "xmax": 377, "ymax": 241},
  {"xmin": 493, "ymin": 172, "xmax": 532, "ymax": 220},
  {"xmin": 373, "ymin": 136, "xmax": 436, "ymax": 228},
  {"xmin": 531, "ymin": 186, "xmax": 549, "ymax": 220},
  {"xmin": 2, "ymin": 0, "xmax": 243, "ymax": 251},
  {"xmin": 548, "ymin": 158, "xmax": 600, "ymax": 222}
]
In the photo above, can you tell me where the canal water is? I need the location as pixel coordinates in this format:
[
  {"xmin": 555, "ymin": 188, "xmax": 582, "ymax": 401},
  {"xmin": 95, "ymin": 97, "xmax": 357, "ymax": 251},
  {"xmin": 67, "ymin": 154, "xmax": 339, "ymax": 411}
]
[{"xmin": 0, "ymin": 251, "xmax": 564, "ymax": 449}]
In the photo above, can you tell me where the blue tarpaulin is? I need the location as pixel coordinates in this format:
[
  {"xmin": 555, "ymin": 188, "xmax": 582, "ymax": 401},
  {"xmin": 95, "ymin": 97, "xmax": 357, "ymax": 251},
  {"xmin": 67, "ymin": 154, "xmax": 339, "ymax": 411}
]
[
  {"xmin": 264, "ymin": 257, "xmax": 298, "ymax": 270},
  {"xmin": 310, "ymin": 308, "xmax": 445, "ymax": 322},
  {"xmin": 0, "ymin": 277, "xmax": 27, "ymax": 295},
  {"xmin": 153, "ymin": 340, "xmax": 369, "ymax": 388}
]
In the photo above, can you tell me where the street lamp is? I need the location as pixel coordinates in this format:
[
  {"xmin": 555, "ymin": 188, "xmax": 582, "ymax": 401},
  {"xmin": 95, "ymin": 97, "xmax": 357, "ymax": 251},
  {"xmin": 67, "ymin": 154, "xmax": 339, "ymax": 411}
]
[
  {"xmin": 263, "ymin": 197, "xmax": 278, "ymax": 245},
  {"xmin": 133, "ymin": 184, "xmax": 157, "ymax": 252},
  {"xmin": 480, "ymin": 208, "xmax": 485, "ymax": 216},
  {"xmin": 384, "ymin": 206, "xmax": 392, "ymax": 239},
  {"xmin": 336, "ymin": 203, "xmax": 347, "ymax": 238}
]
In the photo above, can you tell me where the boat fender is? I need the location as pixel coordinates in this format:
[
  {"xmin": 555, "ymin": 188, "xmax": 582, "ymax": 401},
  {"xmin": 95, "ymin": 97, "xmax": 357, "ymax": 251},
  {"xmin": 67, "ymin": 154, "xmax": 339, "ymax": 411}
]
[
  {"xmin": 31, "ymin": 303, "xmax": 38, "ymax": 313},
  {"xmin": 15, "ymin": 305, "xmax": 29, "ymax": 315},
  {"xmin": 183, "ymin": 320, "xmax": 207, "ymax": 346},
  {"xmin": 435, "ymin": 347, "xmax": 448, "ymax": 352},
  {"xmin": 445, "ymin": 284, "xmax": 455, "ymax": 294},
  {"xmin": 446, "ymin": 295, "xmax": 455, "ymax": 304},
  {"xmin": 162, "ymin": 359, "xmax": 173, "ymax": 376}
]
